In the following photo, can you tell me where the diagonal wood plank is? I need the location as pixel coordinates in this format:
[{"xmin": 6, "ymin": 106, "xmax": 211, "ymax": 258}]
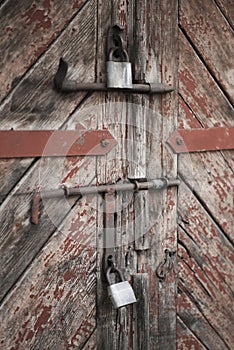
[
  {"xmin": 180, "ymin": 0, "xmax": 234, "ymax": 103},
  {"xmin": 0, "ymin": 0, "xmax": 88, "ymax": 101},
  {"xmin": 0, "ymin": 195, "xmax": 97, "ymax": 349},
  {"xmin": 0, "ymin": 0, "xmax": 96, "ymax": 209}
]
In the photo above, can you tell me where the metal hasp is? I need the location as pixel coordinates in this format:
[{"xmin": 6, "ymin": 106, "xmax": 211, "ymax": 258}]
[
  {"xmin": 53, "ymin": 58, "xmax": 174, "ymax": 94},
  {"xmin": 31, "ymin": 178, "xmax": 180, "ymax": 224},
  {"xmin": 0, "ymin": 129, "xmax": 117, "ymax": 158},
  {"xmin": 167, "ymin": 126, "xmax": 234, "ymax": 153}
]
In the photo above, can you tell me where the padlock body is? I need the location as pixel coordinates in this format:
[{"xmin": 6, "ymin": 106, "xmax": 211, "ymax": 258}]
[
  {"xmin": 107, "ymin": 61, "xmax": 132, "ymax": 89},
  {"xmin": 108, "ymin": 281, "xmax": 137, "ymax": 309}
]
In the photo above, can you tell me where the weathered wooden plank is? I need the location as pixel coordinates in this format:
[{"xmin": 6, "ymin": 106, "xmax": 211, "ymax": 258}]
[
  {"xmin": 179, "ymin": 31, "xmax": 233, "ymax": 129},
  {"xmin": 178, "ymin": 183, "xmax": 234, "ymax": 348},
  {"xmin": 0, "ymin": 0, "xmax": 87, "ymax": 101},
  {"xmin": 180, "ymin": 0, "xmax": 234, "ymax": 102},
  {"xmin": 0, "ymin": 0, "xmax": 97, "ymax": 200},
  {"xmin": 178, "ymin": 256, "xmax": 234, "ymax": 349},
  {"xmin": 214, "ymin": 0, "xmax": 234, "ymax": 28},
  {"xmin": 133, "ymin": 273, "xmax": 149, "ymax": 350},
  {"xmin": 156, "ymin": 0, "xmax": 178, "ymax": 349},
  {"xmin": 0, "ymin": 195, "xmax": 97, "ymax": 349},
  {"xmin": 178, "ymin": 182, "xmax": 234, "ymax": 289},
  {"xmin": 177, "ymin": 317, "xmax": 207, "ymax": 350},
  {"xmin": 179, "ymin": 150, "xmax": 234, "ymax": 239},
  {"xmin": 0, "ymin": 93, "xmax": 98, "ymax": 301},
  {"xmin": 178, "ymin": 286, "xmax": 229, "ymax": 350},
  {"xmin": 96, "ymin": 1, "xmax": 137, "ymax": 349}
]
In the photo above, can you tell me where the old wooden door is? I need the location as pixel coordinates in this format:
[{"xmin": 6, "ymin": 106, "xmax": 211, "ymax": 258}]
[
  {"xmin": 0, "ymin": 1, "xmax": 178, "ymax": 349},
  {"xmin": 0, "ymin": 1, "xmax": 233, "ymax": 350}
]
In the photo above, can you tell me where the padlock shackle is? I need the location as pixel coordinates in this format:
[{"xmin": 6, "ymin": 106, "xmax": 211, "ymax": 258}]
[
  {"xmin": 106, "ymin": 266, "xmax": 125, "ymax": 285},
  {"xmin": 108, "ymin": 47, "xmax": 130, "ymax": 62}
]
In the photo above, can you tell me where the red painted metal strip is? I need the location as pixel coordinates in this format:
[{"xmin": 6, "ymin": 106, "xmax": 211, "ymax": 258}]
[
  {"xmin": 167, "ymin": 126, "xmax": 234, "ymax": 153},
  {"xmin": 0, "ymin": 130, "xmax": 117, "ymax": 158}
]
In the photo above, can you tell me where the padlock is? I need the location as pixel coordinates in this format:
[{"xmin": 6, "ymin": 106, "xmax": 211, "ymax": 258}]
[
  {"xmin": 107, "ymin": 48, "xmax": 133, "ymax": 89},
  {"xmin": 106, "ymin": 266, "xmax": 137, "ymax": 309}
]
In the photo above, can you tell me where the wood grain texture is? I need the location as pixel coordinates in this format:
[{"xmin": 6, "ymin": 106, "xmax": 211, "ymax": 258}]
[
  {"xmin": 178, "ymin": 182, "xmax": 234, "ymax": 349},
  {"xmin": 177, "ymin": 317, "xmax": 207, "ymax": 350},
  {"xmin": 214, "ymin": 0, "xmax": 234, "ymax": 28},
  {"xmin": 156, "ymin": 0, "xmax": 178, "ymax": 349},
  {"xmin": 0, "ymin": 0, "xmax": 97, "ymax": 201},
  {"xmin": 0, "ymin": 195, "xmax": 97, "ymax": 350},
  {"xmin": 179, "ymin": 32, "xmax": 233, "ymax": 129},
  {"xmin": 133, "ymin": 273, "xmax": 149, "ymax": 349},
  {"xmin": 0, "ymin": 0, "xmax": 87, "ymax": 102},
  {"xmin": 180, "ymin": 0, "xmax": 234, "ymax": 103}
]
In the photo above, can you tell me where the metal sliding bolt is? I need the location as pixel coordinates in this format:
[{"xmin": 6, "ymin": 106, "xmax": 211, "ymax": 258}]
[{"xmin": 53, "ymin": 58, "xmax": 174, "ymax": 94}]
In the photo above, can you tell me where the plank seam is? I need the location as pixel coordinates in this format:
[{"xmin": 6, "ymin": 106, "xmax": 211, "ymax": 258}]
[
  {"xmin": 0, "ymin": 174, "xmax": 96, "ymax": 305},
  {"xmin": 178, "ymin": 92, "xmax": 204, "ymax": 127},
  {"xmin": 178, "ymin": 26, "xmax": 233, "ymax": 106},
  {"xmin": 81, "ymin": 326, "xmax": 96, "ymax": 349},
  {"xmin": 176, "ymin": 314, "xmax": 210, "ymax": 350},
  {"xmin": 213, "ymin": 0, "xmax": 234, "ymax": 31},
  {"xmin": 178, "ymin": 225, "xmax": 234, "ymax": 295},
  {"xmin": 178, "ymin": 282, "xmax": 232, "ymax": 349},
  {"xmin": 0, "ymin": 91, "xmax": 92, "ymax": 207},
  {"xmin": 178, "ymin": 173, "xmax": 234, "ymax": 247},
  {"xmin": 0, "ymin": 0, "xmax": 91, "ymax": 106}
]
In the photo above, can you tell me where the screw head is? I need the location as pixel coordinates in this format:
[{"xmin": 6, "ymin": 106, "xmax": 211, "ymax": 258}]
[
  {"xmin": 176, "ymin": 137, "xmax": 183, "ymax": 146},
  {"xmin": 101, "ymin": 139, "xmax": 110, "ymax": 147}
]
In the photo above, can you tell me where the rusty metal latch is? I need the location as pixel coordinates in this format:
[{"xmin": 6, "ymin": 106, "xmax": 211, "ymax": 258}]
[
  {"xmin": 167, "ymin": 126, "xmax": 234, "ymax": 153},
  {"xmin": 0, "ymin": 129, "xmax": 117, "ymax": 158},
  {"xmin": 31, "ymin": 178, "xmax": 180, "ymax": 224},
  {"xmin": 53, "ymin": 25, "xmax": 174, "ymax": 94},
  {"xmin": 156, "ymin": 249, "xmax": 177, "ymax": 280},
  {"xmin": 53, "ymin": 58, "xmax": 174, "ymax": 94}
]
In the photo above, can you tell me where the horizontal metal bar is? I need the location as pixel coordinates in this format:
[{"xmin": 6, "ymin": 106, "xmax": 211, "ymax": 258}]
[
  {"xmin": 31, "ymin": 178, "xmax": 180, "ymax": 224},
  {"xmin": 167, "ymin": 126, "xmax": 234, "ymax": 153},
  {"xmin": 0, "ymin": 129, "xmax": 117, "ymax": 158},
  {"xmin": 53, "ymin": 58, "xmax": 174, "ymax": 94},
  {"xmin": 57, "ymin": 81, "xmax": 174, "ymax": 94},
  {"xmin": 40, "ymin": 178, "xmax": 180, "ymax": 199}
]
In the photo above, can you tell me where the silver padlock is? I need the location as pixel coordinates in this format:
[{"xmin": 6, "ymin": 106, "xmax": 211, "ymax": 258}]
[
  {"xmin": 107, "ymin": 48, "xmax": 132, "ymax": 89},
  {"xmin": 106, "ymin": 267, "xmax": 137, "ymax": 309}
]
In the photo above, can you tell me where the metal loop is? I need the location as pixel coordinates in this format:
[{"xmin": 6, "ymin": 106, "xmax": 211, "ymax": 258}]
[
  {"xmin": 108, "ymin": 47, "xmax": 129, "ymax": 62},
  {"xmin": 106, "ymin": 265, "xmax": 125, "ymax": 285}
]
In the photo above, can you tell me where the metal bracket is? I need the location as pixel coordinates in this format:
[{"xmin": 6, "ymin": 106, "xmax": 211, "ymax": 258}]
[
  {"xmin": 167, "ymin": 126, "xmax": 234, "ymax": 153},
  {"xmin": 0, "ymin": 129, "xmax": 117, "ymax": 158},
  {"xmin": 53, "ymin": 58, "xmax": 174, "ymax": 94}
]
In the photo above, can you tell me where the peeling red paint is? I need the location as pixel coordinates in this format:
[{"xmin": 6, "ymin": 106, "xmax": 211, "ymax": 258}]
[
  {"xmin": 22, "ymin": 5, "xmax": 52, "ymax": 33},
  {"xmin": 34, "ymin": 305, "xmax": 52, "ymax": 333}
]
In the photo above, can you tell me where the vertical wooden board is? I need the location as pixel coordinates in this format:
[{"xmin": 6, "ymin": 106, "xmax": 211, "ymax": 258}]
[
  {"xmin": 179, "ymin": 32, "xmax": 233, "ymax": 128},
  {"xmin": 180, "ymin": 0, "xmax": 234, "ymax": 101},
  {"xmin": 177, "ymin": 317, "xmax": 207, "ymax": 350},
  {"xmin": 133, "ymin": 273, "xmax": 149, "ymax": 349},
  {"xmin": 0, "ymin": 0, "xmax": 87, "ymax": 101},
  {"xmin": 96, "ymin": 1, "xmax": 137, "ymax": 349},
  {"xmin": 156, "ymin": 0, "xmax": 178, "ymax": 349},
  {"xmin": 0, "ymin": 195, "xmax": 97, "ymax": 349}
]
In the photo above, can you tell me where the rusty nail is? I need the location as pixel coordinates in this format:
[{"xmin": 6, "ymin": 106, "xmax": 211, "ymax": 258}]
[
  {"xmin": 101, "ymin": 139, "xmax": 110, "ymax": 147},
  {"xmin": 176, "ymin": 137, "xmax": 183, "ymax": 146}
]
